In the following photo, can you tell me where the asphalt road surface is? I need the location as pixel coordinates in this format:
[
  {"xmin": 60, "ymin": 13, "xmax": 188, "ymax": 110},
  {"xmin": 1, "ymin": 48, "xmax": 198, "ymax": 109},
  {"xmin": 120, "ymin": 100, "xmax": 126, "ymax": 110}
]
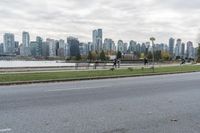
[{"xmin": 0, "ymin": 72, "xmax": 200, "ymax": 133}]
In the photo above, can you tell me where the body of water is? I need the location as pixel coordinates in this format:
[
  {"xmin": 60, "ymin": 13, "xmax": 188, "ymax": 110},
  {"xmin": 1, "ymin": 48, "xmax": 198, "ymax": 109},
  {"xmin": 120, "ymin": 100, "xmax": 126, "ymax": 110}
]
[{"xmin": 0, "ymin": 61, "xmax": 75, "ymax": 68}]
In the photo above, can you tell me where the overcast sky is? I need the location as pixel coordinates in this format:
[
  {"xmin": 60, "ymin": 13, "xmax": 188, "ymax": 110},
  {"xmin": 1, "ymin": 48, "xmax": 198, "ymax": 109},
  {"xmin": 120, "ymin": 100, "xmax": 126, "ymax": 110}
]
[{"xmin": 0, "ymin": 0, "xmax": 200, "ymax": 46}]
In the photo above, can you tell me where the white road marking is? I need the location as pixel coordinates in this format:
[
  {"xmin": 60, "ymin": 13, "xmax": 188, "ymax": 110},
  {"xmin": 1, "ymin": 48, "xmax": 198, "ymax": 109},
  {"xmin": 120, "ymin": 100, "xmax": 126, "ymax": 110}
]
[
  {"xmin": 0, "ymin": 128, "xmax": 12, "ymax": 132},
  {"xmin": 47, "ymin": 86, "xmax": 109, "ymax": 92}
]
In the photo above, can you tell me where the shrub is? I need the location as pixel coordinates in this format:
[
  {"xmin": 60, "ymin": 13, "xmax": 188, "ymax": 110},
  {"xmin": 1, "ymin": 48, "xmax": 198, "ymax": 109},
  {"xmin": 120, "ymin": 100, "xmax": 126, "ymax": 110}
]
[
  {"xmin": 110, "ymin": 68, "xmax": 115, "ymax": 71},
  {"xmin": 128, "ymin": 67, "xmax": 134, "ymax": 71}
]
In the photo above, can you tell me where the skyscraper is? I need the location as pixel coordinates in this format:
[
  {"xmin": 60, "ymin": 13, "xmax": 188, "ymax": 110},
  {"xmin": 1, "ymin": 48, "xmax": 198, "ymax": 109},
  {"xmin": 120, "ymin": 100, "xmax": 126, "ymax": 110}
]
[
  {"xmin": 117, "ymin": 40, "xmax": 124, "ymax": 53},
  {"xmin": 169, "ymin": 38, "xmax": 175, "ymax": 57},
  {"xmin": 41, "ymin": 41, "xmax": 49, "ymax": 58},
  {"xmin": 186, "ymin": 41, "xmax": 194, "ymax": 59},
  {"xmin": 175, "ymin": 39, "xmax": 182, "ymax": 57},
  {"xmin": 0, "ymin": 43, "xmax": 3, "ymax": 54},
  {"xmin": 79, "ymin": 43, "xmax": 88, "ymax": 56},
  {"xmin": 36, "ymin": 36, "xmax": 43, "ymax": 56},
  {"xmin": 3, "ymin": 33, "xmax": 15, "ymax": 54},
  {"xmin": 46, "ymin": 38, "xmax": 56, "ymax": 57},
  {"xmin": 92, "ymin": 29, "xmax": 103, "ymax": 52},
  {"xmin": 22, "ymin": 31, "xmax": 30, "ymax": 47},
  {"xmin": 129, "ymin": 40, "xmax": 137, "ymax": 53},
  {"xmin": 181, "ymin": 43, "xmax": 185, "ymax": 58},
  {"xmin": 67, "ymin": 37, "xmax": 80, "ymax": 57},
  {"xmin": 21, "ymin": 31, "xmax": 31, "ymax": 56},
  {"xmin": 141, "ymin": 43, "xmax": 147, "ymax": 54},
  {"xmin": 103, "ymin": 38, "xmax": 114, "ymax": 53},
  {"xmin": 57, "ymin": 39, "xmax": 66, "ymax": 57},
  {"xmin": 30, "ymin": 41, "xmax": 39, "ymax": 57}
]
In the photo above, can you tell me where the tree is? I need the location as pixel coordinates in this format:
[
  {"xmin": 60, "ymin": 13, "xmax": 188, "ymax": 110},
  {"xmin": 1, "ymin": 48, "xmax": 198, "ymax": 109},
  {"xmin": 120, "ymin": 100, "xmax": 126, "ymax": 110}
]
[
  {"xmin": 198, "ymin": 43, "xmax": 200, "ymax": 58},
  {"xmin": 140, "ymin": 53, "xmax": 145, "ymax": 59},
  {"xmin": 87, "ymin": 51, "xmax": 93, "ymax": 61},
  {"xmin": 147, "ymin": 52, "xmax": 153, "ymax": 60},
  {"xmin": 116, "ymin": 51, "xmax": 122, "ymax": 59},
  {"xmin": 100, "ymin": 50, "xmax": 106, "ymax": 61},
  {"xmin": 76, "ymin": 54, "xmax": 81, "ymax": 60},
  {"xmin": 161, "ymin": 52, "xmax": 170, "ymax": 61},
  {"xmin": 91, "ymin": 52, "xmax": 97, "ymax": 60},
  {"xmin": 95, "ymin": 51, "xmax": 100, "ymax": 60},
  {"xmin": 197, "ymin": 43, "xmax": 200, "ymax": 63},
  {"xmin": 154, "ymin": 50, "xmax": 162, "ymax": 61}
]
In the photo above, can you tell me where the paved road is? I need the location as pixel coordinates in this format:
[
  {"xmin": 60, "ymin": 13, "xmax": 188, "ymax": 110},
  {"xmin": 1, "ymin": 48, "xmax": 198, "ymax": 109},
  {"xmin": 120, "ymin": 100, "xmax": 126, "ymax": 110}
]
[{"xmin": 0, "ymin": 72, "xmax": 200, "ymax": 133}]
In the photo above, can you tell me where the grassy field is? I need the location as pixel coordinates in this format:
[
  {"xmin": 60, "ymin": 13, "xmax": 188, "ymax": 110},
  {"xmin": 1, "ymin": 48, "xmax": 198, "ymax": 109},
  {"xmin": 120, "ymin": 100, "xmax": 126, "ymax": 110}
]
[{"xmin": 0, "ymin": 65, "xmax": 200, "ymax": 84}]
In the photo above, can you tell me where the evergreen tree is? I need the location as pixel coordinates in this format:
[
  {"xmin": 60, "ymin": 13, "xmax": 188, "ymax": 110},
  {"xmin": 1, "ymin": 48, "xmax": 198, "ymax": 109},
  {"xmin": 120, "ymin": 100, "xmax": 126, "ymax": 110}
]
[
  {"xmin": 197, "ymin": 43, "xmax": 200, "ymax": 63},
  {"xmin": 76, "ymin": 54, "xmax": 81, "ymax": 60},
  {"xmin": 198, "ymin": 43, "xmax": 200, "ymax": 58},
  {"xmin": 147, "ymin": 52, "xmax": 153, "ymax": 60},
  {"xmin": 116, "ymin": 51, "xmax": 122, "ymax": 59},
  {"xmin": 155, "ymin": 50, "xmax": 162, "ymax": 61},
  {"xmin": 100, "ymin": 50, "xmax": 106, "ymax": 61},
  {"xmin": 87, "ymin": 51, "xmax": 92, "ymax": 61}
]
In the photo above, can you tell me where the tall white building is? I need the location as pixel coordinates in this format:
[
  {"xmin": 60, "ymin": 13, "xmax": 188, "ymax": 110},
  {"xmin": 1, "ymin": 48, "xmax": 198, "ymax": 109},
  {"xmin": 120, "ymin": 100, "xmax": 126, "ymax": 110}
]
[
  {"xmin": 21, "ymin": 31, "xmax": 31, "ymax": 56},
  {"xmin": 186, "ymin": 41, "xmax": 194, "ymax": 59},
  {"xmin": 22, "ymin": 31, "xmax": 30, "ymax": 47},
  {"xmin": 46, "ymin": 38, "xmax": 56, "ymax": 57},
  {"xmin": 175, "ymin": 39, "xmax": 182, "ymax": 57}
]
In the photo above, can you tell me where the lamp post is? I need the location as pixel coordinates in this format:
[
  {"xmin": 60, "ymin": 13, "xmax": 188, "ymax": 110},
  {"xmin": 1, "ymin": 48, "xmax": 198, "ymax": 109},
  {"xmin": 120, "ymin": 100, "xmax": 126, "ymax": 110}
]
[{"xmin": 150, "ymin": 37, "xmax": 156, "ymax": 72}]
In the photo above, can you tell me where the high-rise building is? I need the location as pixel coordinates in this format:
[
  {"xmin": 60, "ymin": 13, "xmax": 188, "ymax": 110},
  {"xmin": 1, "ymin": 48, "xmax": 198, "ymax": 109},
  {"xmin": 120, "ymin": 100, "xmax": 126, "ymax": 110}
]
[
  {"xmin": 136, "ymin": 43, "xmax": 141, "ymax": 53},
  {"xmin": 158, "ymin": 43, "xmax": 165, "ymax": 51},
  {"xmin": 169, "ymin": 38, "xmax": 175, "ymax": 57},
  {"xmin": 92, "ymin": 29, "xmax": 103, "ymax": 52},
  {"xmin": 36, "ymin": 36, "xmax": 43, "ymax": 57},
  {"xmin": 141, "ymin": 43, "xmax": 147, "ymax": 54},
  {"xmin": 164, "ymin": 44, "xmax": 169, "ymax": 52},
  {"xmin": 175, "ymin": 39, "xmax": 182, "ymax": 57},
  {"xmin": 79, "ymin": 43, "xmax": 89, "ymax": 56},
  {"xmin": 181, "ymin": 43, "xmax": 185, "ymax": 58},
  {"xmin": 3, "ymin": 33, "xmax": 15, "ymax": 54},
  {"xmin": 124, "ymin": 43, "xmax": 128, "ymax": 54},
  {"xmin": 57, "ymin": 39, "xmax": 65, "ymax": 57},
  {"xmin": 103, "ymin": 38, "xmax": 114, "ymax": 53},
  {"xmin": 129, "ymin": 40, "xmax": 137, "ymax": 53},
  {"xmin": 67, "ymin": 37, "xmax": 80, "ymax": 57},
  {"xmin": 42, "ymin": 42, "xmax": 49, "ymax": 58},
  {"xmin": 14, "ymin": 41, "xmax": 20, "ymax": 55},
  {"xmin": 112, "ymin": 41, "xmax": 116, "ymax": 52},
  {"xmin": 22, "ymin": 31, "xmax": 30, "ymax": 47},
  {"xmin": 46, "ymin": 38, "xmax": 57, "ymax": 57},
  {"xmin": 30, "ymin": 41, "xmax": 39, "ymax": 57},
  {"xmin": 117, "ymin": 40, "xmax": 124, "ymax": 53},
  {"xmin": 186, "ymin": 41, "xmax": 194, "ymax": 59},
  {"xmin": 21, "ymin": 32, "xmax": 31, "ymax": 56},
  {"xmin": 0, "ymin": 43, "xmax": 3, "ymax": 54}
]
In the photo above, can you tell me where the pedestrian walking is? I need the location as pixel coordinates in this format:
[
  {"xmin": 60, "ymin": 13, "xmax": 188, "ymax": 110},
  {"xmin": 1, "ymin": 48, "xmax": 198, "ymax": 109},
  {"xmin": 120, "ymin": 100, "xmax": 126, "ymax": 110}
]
[
  {"xmin": 117, "ymin": 59, "xmax": 121, "ymax": 68},
  {"xmin": 113, "ymin": 59, "xmax": 117, "ymax": 68}
]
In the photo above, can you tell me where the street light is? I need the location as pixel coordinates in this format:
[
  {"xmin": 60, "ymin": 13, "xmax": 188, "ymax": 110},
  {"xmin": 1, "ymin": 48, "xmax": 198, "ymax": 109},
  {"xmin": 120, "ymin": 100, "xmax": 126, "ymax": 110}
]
[{"xmin": 150, "ymin": 37, "xmax": 156, "ymax": 72}]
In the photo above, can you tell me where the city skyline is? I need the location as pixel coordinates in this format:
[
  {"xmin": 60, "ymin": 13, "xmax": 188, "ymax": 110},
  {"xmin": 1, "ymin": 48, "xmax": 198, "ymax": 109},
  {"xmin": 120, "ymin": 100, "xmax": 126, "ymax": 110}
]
[
  {"xmin": 0, "ymin": 0, "xmax": 200, "ymax": 45},
  {"xmin": 0, "ymin": 30, "xmax": 198, "ymax": 47},
  {"xmin": 1, "ymin": 30, "xmax": 197, "ymax": 60}
]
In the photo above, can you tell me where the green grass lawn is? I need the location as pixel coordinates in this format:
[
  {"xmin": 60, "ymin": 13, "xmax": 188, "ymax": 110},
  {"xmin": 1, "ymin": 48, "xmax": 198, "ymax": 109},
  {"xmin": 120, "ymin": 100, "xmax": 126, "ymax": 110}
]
[{"xmin": 0, "ymin": 65, "xmax": 200, "ymax": 83}]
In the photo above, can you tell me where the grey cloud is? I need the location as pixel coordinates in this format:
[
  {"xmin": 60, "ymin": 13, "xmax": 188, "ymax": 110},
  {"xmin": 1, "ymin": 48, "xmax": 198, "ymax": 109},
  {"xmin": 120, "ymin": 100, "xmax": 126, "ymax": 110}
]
[{"xmin": 0, "ymin": 0, "xmax": 200, "ymax": 45}]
